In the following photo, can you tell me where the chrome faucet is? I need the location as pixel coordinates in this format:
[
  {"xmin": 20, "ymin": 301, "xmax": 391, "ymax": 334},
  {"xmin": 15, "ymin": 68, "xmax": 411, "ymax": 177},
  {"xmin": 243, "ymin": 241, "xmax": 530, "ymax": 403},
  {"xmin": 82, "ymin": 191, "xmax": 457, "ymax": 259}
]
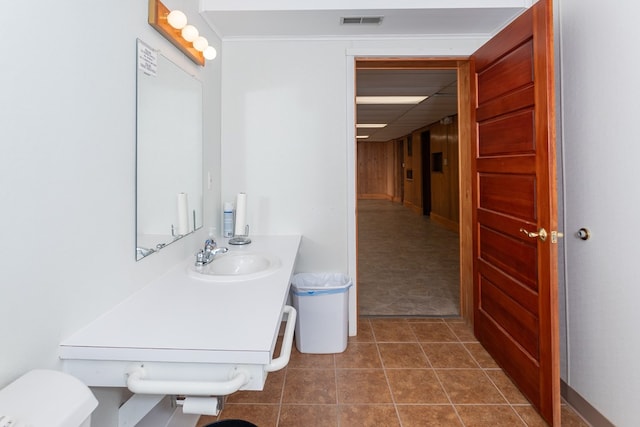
[{"xmin": 195, "ymin": 238, "xmax": 229, "ymax": 266}]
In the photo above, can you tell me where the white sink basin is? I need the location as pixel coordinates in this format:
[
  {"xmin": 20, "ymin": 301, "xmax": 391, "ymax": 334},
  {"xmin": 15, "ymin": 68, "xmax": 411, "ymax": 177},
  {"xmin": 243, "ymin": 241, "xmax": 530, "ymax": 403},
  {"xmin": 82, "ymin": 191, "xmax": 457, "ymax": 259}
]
[{"xmin": 188, "ymin": 252, "xmax": 281, "ymax": 282}]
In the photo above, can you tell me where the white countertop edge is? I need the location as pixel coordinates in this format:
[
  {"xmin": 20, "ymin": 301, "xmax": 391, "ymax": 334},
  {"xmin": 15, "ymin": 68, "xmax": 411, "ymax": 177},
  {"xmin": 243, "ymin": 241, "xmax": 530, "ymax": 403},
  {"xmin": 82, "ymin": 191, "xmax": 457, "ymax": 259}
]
[{"xmin": 59, "ymin": 346, "xmax": 271, "ymax": 365}]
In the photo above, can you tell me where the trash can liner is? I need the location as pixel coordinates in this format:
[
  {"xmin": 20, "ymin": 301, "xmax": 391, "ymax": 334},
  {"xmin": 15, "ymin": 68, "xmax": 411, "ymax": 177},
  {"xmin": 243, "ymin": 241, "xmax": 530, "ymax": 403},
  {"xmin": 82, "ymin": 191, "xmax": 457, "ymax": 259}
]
[
  {"xmin": 291, "ymin": 273, "xmax": 352, "ymax": 290},
  {"xmin": 291, "ymin": 284, "xmax": 352, "ymax": 297}
]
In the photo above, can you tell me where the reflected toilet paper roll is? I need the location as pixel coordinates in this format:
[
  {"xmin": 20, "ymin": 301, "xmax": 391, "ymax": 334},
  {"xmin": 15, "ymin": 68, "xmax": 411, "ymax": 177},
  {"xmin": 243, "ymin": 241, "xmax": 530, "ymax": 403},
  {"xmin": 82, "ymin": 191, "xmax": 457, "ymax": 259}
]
[
  {"xmin": 234, "ymin": 192, "xmax": 247, "ymax": 236},
  {"xmin": 181, "ymin": 396, "xmax": 219, "ymax": 415},
  {"xmin": 177, "ymin": 192, "xmax": 189, "ymax": 235}
]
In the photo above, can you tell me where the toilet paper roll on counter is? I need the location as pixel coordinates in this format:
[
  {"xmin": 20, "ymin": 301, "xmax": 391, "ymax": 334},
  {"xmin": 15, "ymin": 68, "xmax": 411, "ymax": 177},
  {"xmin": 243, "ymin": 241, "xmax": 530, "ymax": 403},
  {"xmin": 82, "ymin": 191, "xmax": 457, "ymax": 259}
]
[
  {"xmin": 234, "ymin": 192, "xmax": 248, "ymax": 236},
  {"xmin": 177, "ymin": 192, "xmax": 189, "ymax": 235},
  {"xmin": 180, "ymin": 396, "xmax": 219, "ymax": 416}
]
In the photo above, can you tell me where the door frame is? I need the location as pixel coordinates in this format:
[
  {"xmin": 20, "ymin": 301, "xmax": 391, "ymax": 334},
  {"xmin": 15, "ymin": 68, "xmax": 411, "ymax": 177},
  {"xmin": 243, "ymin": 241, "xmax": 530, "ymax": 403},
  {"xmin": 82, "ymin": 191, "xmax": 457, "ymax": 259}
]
[{"xmin": 346, "ymin": 55, "xmax": 475, "ymax": 334}]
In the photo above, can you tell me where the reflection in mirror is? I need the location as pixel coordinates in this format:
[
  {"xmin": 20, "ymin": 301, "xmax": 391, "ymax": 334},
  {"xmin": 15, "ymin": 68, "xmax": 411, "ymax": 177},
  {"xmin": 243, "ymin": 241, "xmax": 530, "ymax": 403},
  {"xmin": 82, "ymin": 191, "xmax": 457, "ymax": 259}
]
[{"xmin": 136, "ymin": 39, "xmax": 203, "ymax": 260}]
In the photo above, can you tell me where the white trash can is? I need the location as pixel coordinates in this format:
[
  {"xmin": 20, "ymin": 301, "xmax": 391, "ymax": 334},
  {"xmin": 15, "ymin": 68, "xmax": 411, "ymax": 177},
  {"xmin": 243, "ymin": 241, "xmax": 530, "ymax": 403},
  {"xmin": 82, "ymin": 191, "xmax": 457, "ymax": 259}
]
[{"xmin": 290, "ymin": 273, "xmax": 352, "ymax": 354}]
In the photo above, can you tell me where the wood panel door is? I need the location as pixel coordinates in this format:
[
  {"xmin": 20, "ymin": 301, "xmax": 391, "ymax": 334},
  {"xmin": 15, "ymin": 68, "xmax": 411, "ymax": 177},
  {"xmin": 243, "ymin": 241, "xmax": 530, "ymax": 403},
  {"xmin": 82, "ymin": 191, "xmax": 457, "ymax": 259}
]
[{"xmin": 471, "ymin": 1, "xmax": 560, "ymax": 425}]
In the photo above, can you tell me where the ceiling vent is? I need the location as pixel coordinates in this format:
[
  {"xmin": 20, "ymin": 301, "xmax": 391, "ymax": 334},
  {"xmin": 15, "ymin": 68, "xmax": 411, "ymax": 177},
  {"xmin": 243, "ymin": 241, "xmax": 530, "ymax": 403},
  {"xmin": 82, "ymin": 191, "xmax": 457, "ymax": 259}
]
[{"xmin": 341, "ymin": 16, "xmax": 384, "ymax": 25}]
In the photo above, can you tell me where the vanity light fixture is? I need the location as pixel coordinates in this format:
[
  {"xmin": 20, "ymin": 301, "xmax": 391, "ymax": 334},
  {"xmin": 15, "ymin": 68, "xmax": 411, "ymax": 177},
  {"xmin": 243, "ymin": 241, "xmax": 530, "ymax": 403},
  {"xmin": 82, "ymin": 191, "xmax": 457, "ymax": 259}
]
[
  {"xmin": 203, "ymin": 45, "xmax": 217, "ymax": 60},
  {"xmin": 181, "ymin": 25, "xmax": 199, "ymax": 42},
  {"xmin": 167, "ymin": 10, "xmax": 187, "ymax": 29},
  {"xmin": 356, "ymin": 135, "xmax": 370, "ymax": 139},
  {"xmin": 193, "ymin": 36, "xmax": 209, "ymax": 52},
  {"xmin": 148, "ymin": 0, "xmax": 217, "ymax": 66}
]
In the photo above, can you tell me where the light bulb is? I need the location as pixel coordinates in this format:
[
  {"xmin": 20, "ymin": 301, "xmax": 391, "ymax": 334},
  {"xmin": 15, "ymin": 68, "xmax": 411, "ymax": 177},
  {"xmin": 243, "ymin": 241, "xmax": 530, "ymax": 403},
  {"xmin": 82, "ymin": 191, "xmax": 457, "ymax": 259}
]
[
  {"xmin": 193, "ymin": 36, "xmax": 208, "ymax": 52},
  {"xmin": 181, "ymin": 25, "xmax": 199, "ymax": 42},
  {"xmin": 204, "ymin": 46, "xmax": 217, "ymax": 60},
  {"xmin": 167, "ymin": 10, "xmax": 187, "ymax": 29}
]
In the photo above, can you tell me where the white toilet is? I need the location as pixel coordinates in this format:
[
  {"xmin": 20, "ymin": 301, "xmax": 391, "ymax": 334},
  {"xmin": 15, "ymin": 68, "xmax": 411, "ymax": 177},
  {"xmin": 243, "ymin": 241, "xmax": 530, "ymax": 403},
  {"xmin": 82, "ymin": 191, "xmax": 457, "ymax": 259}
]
[{"xmin": 0, "ymin": 369, "xmax": 97, "ymax": 427}]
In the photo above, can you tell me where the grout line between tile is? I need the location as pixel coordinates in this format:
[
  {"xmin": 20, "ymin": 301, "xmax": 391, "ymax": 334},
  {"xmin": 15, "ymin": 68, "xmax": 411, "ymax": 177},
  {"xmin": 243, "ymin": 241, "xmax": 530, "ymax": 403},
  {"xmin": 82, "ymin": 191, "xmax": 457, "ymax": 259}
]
[
  {"xmin": 429, "ymin": 333, "xmax": 469, "ymax": 426},
  {"xmin": 483, "ymin": 369, "xmax": 530, "ymax": 426},
  {"xmin": 275, "ymin": 367, "xmax": 287, "ymax": 426},
  {"xmin": 374, "ymin": 340, "xmax": 403, "ymax": 426},
  {"xmin": 333, "ymin": 355, "xmax": 340, "ymax": 426}
]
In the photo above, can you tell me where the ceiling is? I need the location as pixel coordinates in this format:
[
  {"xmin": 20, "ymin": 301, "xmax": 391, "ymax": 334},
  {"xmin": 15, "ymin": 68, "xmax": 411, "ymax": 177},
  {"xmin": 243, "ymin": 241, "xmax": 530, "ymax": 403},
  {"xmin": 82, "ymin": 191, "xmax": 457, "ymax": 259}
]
[
  {"xmin": 199, "ymin": 0, "xmax": 530, "ymax": 142},
  {"xmin": 356, "ymin": 68, "xmax": 458, "ymax": 142},
  {"xmin": 200, "ymin": 1, "xmax": 530, "ymax": 39}
]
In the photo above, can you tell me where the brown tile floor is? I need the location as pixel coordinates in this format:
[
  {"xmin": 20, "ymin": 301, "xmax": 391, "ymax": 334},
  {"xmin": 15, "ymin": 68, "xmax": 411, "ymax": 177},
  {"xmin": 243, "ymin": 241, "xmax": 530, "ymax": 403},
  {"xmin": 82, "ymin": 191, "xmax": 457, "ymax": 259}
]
[{"xmin": 197, "ymin": 318, "xmax": 589, "ymax": 427}]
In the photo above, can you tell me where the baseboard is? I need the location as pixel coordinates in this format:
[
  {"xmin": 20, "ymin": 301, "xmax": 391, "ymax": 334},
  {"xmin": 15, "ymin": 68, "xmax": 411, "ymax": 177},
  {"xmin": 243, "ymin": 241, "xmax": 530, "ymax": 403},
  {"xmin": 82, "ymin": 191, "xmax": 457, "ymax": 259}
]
[
  {"xmin": 430, "ymin": 212, "xmax": 459, "ymax": 233},
  {"xmin": 403, "ymin": 201, "xmax": 422, "ymax": 215},
  {"xmin": 358, "ymin": 194, "xmax": 392, "ymax": 200},
  {"xmin": 561, "ymin": 380, "xmax": 615, "ymax": 427}
]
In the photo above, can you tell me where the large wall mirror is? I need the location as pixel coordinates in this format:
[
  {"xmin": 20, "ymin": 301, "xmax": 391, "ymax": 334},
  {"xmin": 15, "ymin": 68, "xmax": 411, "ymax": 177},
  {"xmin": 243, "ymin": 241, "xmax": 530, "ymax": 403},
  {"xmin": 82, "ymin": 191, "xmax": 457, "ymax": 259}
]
[{"xmin": 136, "ymin": 39, "xmax": 203, "ymax": 260}]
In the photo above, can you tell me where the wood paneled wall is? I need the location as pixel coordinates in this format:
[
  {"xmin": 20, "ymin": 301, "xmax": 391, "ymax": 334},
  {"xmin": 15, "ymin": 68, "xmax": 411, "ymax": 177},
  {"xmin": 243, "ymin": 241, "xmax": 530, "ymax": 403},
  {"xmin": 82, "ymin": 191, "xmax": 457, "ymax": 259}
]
[
  {"xmin": 428, "ymin": 119, "xmax": 459, "ymax": 230},
  {"xmin": 357, "ymin": 141, "xmax": 395, "ymax": 200}
]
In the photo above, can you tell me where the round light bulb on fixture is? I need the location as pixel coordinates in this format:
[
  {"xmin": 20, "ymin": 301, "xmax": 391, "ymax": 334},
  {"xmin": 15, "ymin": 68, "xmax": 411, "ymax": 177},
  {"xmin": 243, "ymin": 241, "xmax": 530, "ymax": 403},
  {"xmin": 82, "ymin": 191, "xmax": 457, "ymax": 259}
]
[
  {"xmin": 203, "ymin": 46, "xmax": 217, "ymax": 60},
  {"xmin": 167, "ymin": 10, "xmax": 187, "ymax": 29},
  {"xmin": 193, "ymin": 36, "xmax": 208, "ymax": 52},
  {"xmin": 181, "ymin": 25, "xmax": 199, "ymax": 42}
]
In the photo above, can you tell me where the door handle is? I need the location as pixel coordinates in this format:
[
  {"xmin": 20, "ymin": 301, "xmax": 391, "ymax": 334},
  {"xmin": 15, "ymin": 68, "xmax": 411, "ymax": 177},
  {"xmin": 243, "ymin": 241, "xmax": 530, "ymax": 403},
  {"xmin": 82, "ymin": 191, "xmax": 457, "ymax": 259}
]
[
  {"xmin": 520, "ymin": 227, "xmax": 565, "ymax": 243},
  {"xmin": 520, "ymin": 227, "xmax": 548, "ymax": 242}
]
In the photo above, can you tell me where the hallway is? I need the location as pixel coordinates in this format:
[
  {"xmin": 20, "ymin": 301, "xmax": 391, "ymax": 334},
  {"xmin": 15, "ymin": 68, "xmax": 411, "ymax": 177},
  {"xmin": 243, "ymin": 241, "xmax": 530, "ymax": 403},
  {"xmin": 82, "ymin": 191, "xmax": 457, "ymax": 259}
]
[{"xmin": 357, "ymin": 200, "xmax": 459, "ymax": 316}]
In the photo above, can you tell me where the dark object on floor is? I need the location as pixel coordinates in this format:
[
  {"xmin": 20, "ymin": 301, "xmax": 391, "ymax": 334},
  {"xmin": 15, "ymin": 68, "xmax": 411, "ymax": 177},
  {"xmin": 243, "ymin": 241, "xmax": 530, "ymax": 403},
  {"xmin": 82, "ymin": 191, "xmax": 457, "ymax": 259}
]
[{"xmin": 204, "ymin": 420, "xmax": 257, "ymax": 427}]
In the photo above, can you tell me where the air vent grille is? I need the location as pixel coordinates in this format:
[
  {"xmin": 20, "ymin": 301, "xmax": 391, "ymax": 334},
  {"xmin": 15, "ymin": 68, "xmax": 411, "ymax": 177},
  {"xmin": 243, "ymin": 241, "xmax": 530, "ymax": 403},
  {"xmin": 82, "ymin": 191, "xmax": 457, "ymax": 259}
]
[{"xmin": 341, "ymin": 16, "xmax": 384, "ymax": 25}]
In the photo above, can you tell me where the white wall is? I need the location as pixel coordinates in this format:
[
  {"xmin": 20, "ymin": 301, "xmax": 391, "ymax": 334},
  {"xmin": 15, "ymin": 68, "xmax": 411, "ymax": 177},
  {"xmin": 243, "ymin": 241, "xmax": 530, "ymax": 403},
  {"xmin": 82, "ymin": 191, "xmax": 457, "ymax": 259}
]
[
  {"xmin": 221, "ymin": 40, "xmax": 351, "ymax": 273},
  {"xmin": 0, "ymin": 1, "xmax": 221, "ymax": 425},
  {"xmin": 558, "ymin": 1, "xmax": 640, "ymax": 425}
]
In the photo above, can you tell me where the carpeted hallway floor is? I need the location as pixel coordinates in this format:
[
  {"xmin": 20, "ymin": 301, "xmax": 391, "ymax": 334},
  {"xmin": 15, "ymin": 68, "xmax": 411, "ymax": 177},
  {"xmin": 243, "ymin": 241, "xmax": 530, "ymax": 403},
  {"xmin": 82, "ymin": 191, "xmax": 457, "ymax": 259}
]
[{"xmin": 357, "ymin": 200, "xmax": 460, "ymax": 316}]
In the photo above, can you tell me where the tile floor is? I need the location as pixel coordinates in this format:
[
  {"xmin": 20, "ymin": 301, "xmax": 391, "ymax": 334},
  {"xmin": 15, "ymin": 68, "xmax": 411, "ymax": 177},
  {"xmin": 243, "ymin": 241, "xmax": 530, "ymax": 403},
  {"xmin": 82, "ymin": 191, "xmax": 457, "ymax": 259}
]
[
  {"xmin": 197, "ymin": 318, "xmax": 589, "ymax": 427},
  {"xmin": 357, "ymin": 200, "xmax": 460, "ymax": 316}
]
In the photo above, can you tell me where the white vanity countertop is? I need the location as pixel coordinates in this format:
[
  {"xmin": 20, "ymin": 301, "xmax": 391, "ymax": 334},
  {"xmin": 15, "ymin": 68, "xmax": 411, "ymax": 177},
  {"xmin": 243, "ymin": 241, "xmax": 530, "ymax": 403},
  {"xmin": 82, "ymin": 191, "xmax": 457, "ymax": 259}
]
[{"xmin": 59, "ymin": 235, "xmax": 301, "ymax": 366}]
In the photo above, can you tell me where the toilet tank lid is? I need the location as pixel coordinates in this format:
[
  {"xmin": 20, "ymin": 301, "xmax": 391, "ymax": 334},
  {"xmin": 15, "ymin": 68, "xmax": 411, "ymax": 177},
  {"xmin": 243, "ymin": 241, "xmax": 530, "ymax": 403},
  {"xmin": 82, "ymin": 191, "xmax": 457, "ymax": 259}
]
[{"xmin": 0, "ymin": 369, "xmax": 97, "ymax": 427}]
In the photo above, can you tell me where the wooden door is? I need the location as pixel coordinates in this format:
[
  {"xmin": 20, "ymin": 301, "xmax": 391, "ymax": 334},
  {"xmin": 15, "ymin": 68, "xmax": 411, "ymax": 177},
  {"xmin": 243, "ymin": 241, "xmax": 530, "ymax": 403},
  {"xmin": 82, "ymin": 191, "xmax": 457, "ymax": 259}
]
[{"xmin": 471, "ymin": 1, "xmax": 559, "ymax": 425}]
